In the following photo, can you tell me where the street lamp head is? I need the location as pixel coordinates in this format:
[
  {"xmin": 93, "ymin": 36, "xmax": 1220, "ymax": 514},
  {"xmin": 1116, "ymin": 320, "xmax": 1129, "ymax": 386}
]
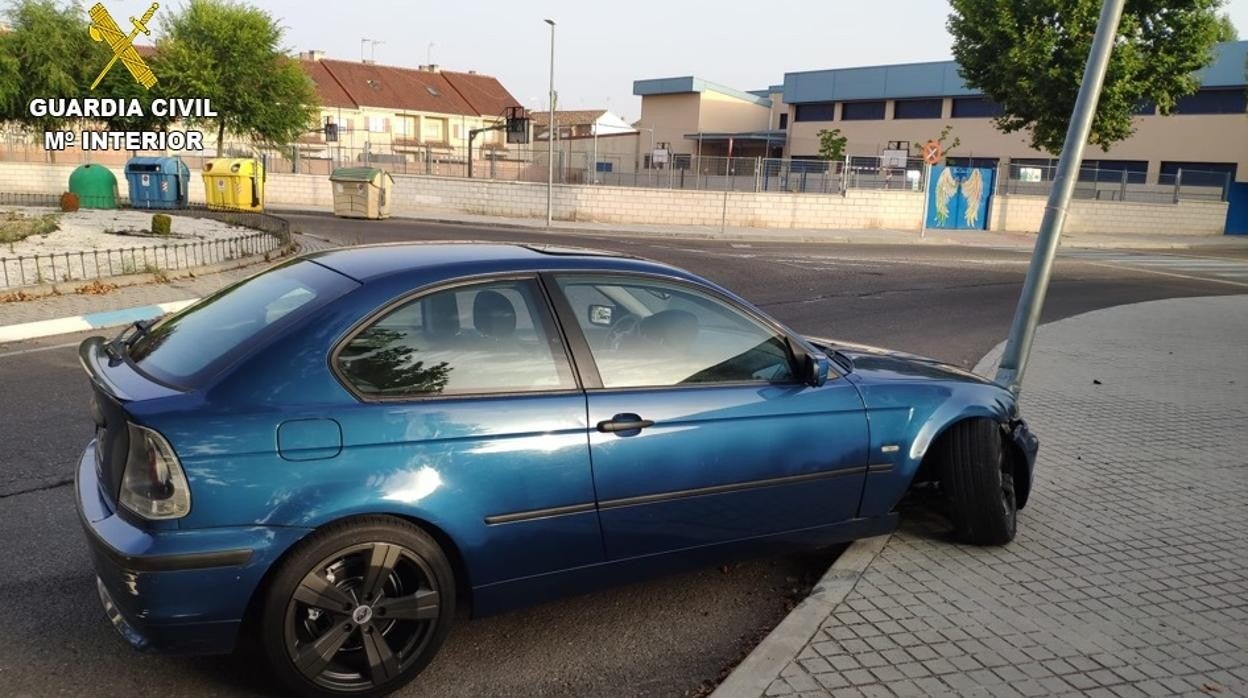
[{"xmin": 544, "ymin": 18, "xmax": 555, "ymax": 26}]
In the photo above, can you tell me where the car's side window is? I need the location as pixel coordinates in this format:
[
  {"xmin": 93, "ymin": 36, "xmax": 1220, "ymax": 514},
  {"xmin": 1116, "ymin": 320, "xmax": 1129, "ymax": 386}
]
[
  {"xmin": 554, "ymin": 275, "xmax": 797, "ymax": 389},
  {"xmin": 336, "ymin": 278, "xmax": 576, "ymax": 398}
]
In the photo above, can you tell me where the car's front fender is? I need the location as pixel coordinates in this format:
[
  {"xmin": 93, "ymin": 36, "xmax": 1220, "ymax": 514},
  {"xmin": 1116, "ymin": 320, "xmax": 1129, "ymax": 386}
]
[{"xmin": 853, "ymin": 377, "xmax": 1021, "ymax": 518}]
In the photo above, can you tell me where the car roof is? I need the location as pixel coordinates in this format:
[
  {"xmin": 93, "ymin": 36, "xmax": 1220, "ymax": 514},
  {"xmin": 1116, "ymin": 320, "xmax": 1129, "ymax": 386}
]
[{"xmin": 302, "ymin": 242, "xmax": 691, "ymax": 283}]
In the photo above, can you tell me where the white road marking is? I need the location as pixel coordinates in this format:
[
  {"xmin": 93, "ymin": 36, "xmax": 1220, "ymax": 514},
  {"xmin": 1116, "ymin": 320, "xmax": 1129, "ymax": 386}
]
[
  {"xmin": 1057, "ymin": 250, "xmax": 1248, "ymax": 284},
  {"xmin": 0, "ymin": 341, "xmax": 82, "ymax": 359}
]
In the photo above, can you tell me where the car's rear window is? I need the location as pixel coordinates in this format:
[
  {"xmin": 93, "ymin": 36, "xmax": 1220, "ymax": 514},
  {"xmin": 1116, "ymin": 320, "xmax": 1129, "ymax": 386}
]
[{"xmin": 128, "ymin": 260, "xmax": 357, "ymax": 388}]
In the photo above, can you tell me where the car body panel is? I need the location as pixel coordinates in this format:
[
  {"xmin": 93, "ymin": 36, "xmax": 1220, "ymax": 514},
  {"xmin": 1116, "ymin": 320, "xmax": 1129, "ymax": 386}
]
[
  {"xmin": 76, "ymin": 444, "xmax": 309, "ymax": 654},
  {"xmin": 808, "ymin": 337, "xmax": 1030, "ymax": 517},
  {"xmin": 586, "ymin": 383, "xmax": 869, "ymax": 559},
  {"xmin": 73, "ymin": 243, "xmax": 1038, "ymax": 656}
]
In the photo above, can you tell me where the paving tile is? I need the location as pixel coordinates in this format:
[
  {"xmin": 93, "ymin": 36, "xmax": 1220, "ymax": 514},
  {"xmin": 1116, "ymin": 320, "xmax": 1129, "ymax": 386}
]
[{"xmin": 734, "ymin": 297, "xmax": 1248, "ymax": 697}]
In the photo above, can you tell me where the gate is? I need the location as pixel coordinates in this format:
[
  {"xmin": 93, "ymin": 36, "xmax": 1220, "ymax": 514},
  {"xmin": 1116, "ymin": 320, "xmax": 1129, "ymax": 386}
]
[{"xmin": 926, "ymin": 165, "xmax": 995, "ymax": 231}]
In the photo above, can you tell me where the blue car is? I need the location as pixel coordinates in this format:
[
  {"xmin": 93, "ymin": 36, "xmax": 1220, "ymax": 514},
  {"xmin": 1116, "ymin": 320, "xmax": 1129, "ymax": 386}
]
[{"xmin": 76, "ymin": 243, "xmax": 1037, "ymax": 696}]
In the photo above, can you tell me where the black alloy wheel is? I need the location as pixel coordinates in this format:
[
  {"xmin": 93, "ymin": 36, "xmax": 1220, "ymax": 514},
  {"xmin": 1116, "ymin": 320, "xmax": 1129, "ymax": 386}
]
[{"xmin": 261, "ymin": 518, "xmax": 455, "ymax": 697}]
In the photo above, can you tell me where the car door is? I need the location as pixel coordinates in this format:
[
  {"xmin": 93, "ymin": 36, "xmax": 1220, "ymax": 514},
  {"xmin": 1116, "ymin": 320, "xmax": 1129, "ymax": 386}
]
[
  {"xmin": 332, "ymin": 275, "xmax": 603, "ymax": 586},
  {"xmin": 545, "ymin": 272, "xmax": 870, "ymax": 560}
]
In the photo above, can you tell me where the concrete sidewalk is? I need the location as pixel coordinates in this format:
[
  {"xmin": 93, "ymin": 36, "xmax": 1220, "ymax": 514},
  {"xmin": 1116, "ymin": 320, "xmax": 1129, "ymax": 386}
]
[
  {"xmin": 273, "ymin": 205, "xmax": 1248, "ymax": 251},
  {"xmin": 716, "ymin": 295, "xmax": 1248, "ymax": 697}
]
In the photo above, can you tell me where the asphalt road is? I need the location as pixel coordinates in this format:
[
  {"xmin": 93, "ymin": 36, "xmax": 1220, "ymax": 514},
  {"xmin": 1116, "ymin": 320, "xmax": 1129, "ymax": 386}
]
[{"xmin": 1, "ymin": 218, "xmax": 1244, "ymax": 697}]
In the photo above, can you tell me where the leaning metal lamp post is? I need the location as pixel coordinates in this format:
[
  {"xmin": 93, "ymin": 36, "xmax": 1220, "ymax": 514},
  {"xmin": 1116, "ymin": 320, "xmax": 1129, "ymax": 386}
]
[
  {"xmin": 544, "ymin": 19, "xmax": 556, "ymax": 229},
  {"xmin": 995, "ymin": 0, "xmax": 1125, "ymax": 394}
]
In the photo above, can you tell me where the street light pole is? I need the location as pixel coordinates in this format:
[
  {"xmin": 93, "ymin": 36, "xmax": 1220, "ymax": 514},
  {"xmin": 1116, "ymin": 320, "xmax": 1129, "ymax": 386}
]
[
  {"xmin": 544, "ymin": 19, "xmax": 556, "ymax": 229},
  {"xmin": 995, "ymin": 0, "xmax": 1125, "ymax": 393}
]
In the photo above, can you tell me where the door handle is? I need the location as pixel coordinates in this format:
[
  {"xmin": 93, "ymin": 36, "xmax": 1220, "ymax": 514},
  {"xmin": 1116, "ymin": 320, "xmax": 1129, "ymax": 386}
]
[{"xmin": 597, "ymin": 416, "xmax": 655, "ymax": 433}]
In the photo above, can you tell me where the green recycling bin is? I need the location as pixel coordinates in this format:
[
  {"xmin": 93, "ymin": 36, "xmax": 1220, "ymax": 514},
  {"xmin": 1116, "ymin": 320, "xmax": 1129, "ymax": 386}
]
[{"xmin": 68, "ymin": 164, "xmax": 119, "ymax": 209}]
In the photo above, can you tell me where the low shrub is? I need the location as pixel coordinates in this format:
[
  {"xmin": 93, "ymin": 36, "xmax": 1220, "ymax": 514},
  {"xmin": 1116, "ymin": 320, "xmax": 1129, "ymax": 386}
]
[{"xmin": 151, "ymin": 213, "xmax": 172, "ymax": 236}]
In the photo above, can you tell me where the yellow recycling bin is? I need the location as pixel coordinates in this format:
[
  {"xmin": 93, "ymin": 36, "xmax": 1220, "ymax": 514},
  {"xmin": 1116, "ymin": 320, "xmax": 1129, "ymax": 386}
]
[{"xmin": 202, "ymin": 158, "xmax": 265, "ymax": 212}]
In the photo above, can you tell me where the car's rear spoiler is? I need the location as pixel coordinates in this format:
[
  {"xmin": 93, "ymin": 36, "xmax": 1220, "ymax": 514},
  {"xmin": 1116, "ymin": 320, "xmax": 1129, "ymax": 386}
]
[{"xmin": 78, "ymin": 336, "xmax": 181, "ymax": 402}]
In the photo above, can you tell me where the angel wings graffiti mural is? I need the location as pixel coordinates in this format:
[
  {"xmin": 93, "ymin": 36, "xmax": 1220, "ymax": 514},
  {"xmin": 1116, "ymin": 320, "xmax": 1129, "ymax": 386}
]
[{"xmin": 928, "ymin": 166, "xmax": 993, "ymax": 230}]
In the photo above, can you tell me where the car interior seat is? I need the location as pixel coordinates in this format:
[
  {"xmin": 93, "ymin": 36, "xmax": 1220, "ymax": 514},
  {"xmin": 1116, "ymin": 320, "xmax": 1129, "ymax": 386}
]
[{"xmin": 472, "ymin": 290, "xmax": 518, "ymax": 342}]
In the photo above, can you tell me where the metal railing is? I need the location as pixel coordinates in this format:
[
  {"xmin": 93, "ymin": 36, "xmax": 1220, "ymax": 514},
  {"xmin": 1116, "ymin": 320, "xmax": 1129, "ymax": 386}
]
[
  {"xmin": 996, "ymin": 162, "xmax": 1231, "ymax": 204},
  {"xmin": 1, "ymin": 194, "xmax": 291, "ymax": 290},
  {"xmin": 258, "ymin": 143, "xmax": 935, "ymax": 194},
  {"xmin": 2, "ymin": 136, "xmax": 1231, "ymax": 203}
]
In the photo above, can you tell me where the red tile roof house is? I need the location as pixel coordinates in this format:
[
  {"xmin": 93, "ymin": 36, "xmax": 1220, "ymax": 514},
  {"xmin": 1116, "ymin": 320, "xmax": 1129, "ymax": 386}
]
[{"xmin": 297, "ymin": 53, "xmax": 524, "ymax": 174}]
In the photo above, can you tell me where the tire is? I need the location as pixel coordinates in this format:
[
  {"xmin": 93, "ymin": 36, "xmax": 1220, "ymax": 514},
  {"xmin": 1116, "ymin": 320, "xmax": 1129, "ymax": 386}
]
[
  {"xmin": 259, "ymin": 516, "xmax": 456, "ymax": 697},
  {"xmin": 939, "ymin": 418, "xmax": 1017, "ymax": 545}
]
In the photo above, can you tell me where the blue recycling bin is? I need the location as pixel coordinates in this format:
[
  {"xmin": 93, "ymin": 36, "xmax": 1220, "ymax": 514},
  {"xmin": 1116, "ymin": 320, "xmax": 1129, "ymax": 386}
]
[{"xmin": 124, "ymin": 156, "xmax": 190, "ymax": 209}]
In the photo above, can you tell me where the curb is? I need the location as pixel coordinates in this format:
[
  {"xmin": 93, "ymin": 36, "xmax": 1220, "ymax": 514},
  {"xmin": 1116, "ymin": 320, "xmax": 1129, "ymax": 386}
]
[
  {"xmin": 711, "ymin": 535, "xmax": 891, "ymax": 698},
  {"xmin": 0, "ymin": 298, "xmax": 196, "ymax": 344},
  {"xmin": 275, "ymin": 207, "xmax": 1248, "ymax": 250}
]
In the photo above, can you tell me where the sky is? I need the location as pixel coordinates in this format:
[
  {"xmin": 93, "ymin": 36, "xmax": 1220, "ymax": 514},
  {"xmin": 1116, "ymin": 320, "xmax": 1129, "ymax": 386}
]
[{"xmin": 98, "ymin": 0, "xmax": 1248, "ymax": 122}]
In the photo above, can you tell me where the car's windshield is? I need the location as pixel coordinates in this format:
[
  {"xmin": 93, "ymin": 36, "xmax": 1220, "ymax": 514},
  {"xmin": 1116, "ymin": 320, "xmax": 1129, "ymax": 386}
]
[{"xmin": 128, "ymin": 260, "xmax": 357, "ymax": 388}]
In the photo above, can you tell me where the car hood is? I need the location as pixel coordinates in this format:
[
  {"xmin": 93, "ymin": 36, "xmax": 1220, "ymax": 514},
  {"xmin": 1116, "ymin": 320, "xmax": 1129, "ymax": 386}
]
[{"xmin": 804, "ymin": 336, "xmax": 996, "ymax": 385}]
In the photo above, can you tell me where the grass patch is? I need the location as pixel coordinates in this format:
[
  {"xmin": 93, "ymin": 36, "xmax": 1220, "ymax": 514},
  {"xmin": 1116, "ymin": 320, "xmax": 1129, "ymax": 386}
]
[{"xmin": 0, "ymin": 211, "xmax": 61, "ymax": 245}]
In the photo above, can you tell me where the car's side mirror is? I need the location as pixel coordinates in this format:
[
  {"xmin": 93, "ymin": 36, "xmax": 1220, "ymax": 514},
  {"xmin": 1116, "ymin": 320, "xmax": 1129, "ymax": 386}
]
[{"xmin": 804, "ymin": 351, "xmax": 830, "ymax": 388}]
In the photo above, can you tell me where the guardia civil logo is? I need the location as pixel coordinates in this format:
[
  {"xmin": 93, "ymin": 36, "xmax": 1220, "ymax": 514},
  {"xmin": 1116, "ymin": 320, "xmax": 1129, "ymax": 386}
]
[{"xmin": 88, "ymin": 2, "xmax": 160, "ymax": 90}]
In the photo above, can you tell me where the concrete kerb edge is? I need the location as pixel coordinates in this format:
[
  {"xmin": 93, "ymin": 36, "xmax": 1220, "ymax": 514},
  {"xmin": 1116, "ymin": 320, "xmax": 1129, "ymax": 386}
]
[
  {"xmin": 283, "ymin": 207, "xmax": 1247, "ymax": 249},
  {"xmin": 0, "ymin": 298, "xmax": 200, "ymax": 344},
  {"xmin": 711, "ymin": 534, "xmax": 891, "ymax": 698}
]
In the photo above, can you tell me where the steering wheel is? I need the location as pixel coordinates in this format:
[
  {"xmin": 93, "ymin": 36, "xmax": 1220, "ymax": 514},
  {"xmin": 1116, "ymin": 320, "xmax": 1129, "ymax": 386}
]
[{"xmin": 605, "ymin": 314, "xmax": 640, "ymax": 351}]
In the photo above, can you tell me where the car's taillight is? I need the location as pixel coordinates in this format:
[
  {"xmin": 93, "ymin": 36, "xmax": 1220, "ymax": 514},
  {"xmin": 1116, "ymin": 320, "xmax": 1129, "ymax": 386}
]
[{"xmin": 119, "ymin": 423, "xmax": 191, "ymax": 520}]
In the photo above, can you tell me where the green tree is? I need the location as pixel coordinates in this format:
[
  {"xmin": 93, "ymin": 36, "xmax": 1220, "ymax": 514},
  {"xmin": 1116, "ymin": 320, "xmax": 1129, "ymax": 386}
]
[
  {"xmin": 0, "ymin": 42, "xmax": 18, "ymax": 117},
  {"xmin": 948, "ymin": 0, "xmax": 1231, "ymax": 154},
  {"xmin": 816, "ymin": 128, "xmax": 847, "ymax": 161},
  {"xmin": 1214, "ymin": 13, "xmax": 1238, "ymax": 41},
  {"xmin": 156, "ymin": 0, "xmax": 318, "ymax": 151},
  {"xmin": 0, "ymin": 0, "xmax": 169, "ymax": 133},
  {"xmin": 0, "ymin": 0, "xmax": 95, "ymax": 131}
]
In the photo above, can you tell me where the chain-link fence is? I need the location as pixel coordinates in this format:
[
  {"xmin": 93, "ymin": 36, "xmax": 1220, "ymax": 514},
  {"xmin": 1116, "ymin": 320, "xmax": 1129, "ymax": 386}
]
[{"xmin": 0, "ymin": 193, "xmax": 291, "ymax": 289}]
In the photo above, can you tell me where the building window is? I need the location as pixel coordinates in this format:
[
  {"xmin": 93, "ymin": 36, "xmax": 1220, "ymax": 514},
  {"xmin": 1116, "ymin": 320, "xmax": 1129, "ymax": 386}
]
[
  {"xmin": 367, "ymin": 117, "xmax": 389, "ymax": 133},
  {"xmin": 951, "ymin": 97, "xmax": 1004, "ymax": 118},
  {"xmin": 1172, "ymin": 89, "xmax": 1248, "ymax": 115},
  {"xmin": 422, "ymin": 117, "xmax": 446, "ymax": 143},
  {"xmin": 893, "ymin": 98, "xmax": 943, "ymax": 119},
  {"xmin": 794, "ymin": 103, "xmax": 835, "ymax": 122},
  {"xmin": 1011, "ymin": 158, "xmax": 1149, "ymax": 183},
  {"xmin": 789, "ymin": 157, "xmax": 830, "ymax": 173},
  {"xmin": 395, "ymin": 115, "xmax": 417, "ymax": 138},
  {"xmin": 1159, "ymin": 161, "xmax": 1237, "ymax": 187},
  {"xmin": 778, "ymin": 113, "xmax": 788, "ymax": 130},
  {"xmin": 946, "ymin": 156, "xmax": 1001, "ymax": 169},
  {"xmin": 841, "ymin": 101, "xmax": 886, "ymax": 121},
  {"xmin": 1078, "ymin": 160, "xmax": 1147, "ymax": 183}
]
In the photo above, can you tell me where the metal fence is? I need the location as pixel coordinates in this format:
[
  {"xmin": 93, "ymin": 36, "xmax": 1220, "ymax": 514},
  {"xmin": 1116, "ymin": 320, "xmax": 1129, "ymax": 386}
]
[
  {"xmin": 271, "ymin": 144, "xmax": 1231, "ymax": 203},
  {"xmin": 2, "ymin": 135, "xmax": 1231, "ymax": 203},
  {"xmin": 0, "ymin": 193, "xmax": 291, "ymax": 290},
  {"xmin": 996, "ymin": 162, "xmax": 1231, "ymax": 203}
]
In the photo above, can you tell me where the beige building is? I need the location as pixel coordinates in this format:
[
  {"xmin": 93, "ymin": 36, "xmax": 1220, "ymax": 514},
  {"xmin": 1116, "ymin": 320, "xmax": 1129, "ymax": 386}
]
[
  {"xmin": 633, "ymin": 78, "xmax": 782, "ymax": 163},
  {"xmin": 635, "ymin": 41, "xmax": 1248, "ymax": 188},
  {"xmin": 297, "ymin": 52, "xmax": 521, "ymax": 163}
]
